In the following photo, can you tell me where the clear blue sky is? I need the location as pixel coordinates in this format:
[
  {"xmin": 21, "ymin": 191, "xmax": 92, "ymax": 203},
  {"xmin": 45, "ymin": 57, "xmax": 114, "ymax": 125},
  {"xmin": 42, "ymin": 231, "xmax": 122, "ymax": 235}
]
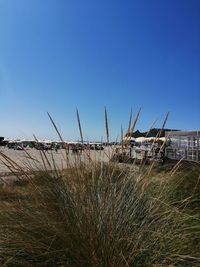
[{"xmin": 0, "ymin": 0, "xmax": 199, "ymax": 140}]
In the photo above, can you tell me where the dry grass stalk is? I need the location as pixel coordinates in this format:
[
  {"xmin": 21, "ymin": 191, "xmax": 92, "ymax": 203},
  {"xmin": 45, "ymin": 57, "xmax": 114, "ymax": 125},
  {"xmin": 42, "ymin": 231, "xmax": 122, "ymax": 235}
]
[
  {"xmin": 127, "ymin": 107, "xmax": 132, "ymax": 136},
  {"xmin": 130, "ymin": 107, "xmax": 141, "ymax": 135},
  {"xmin": 104, "ymin": 107, "xmax": 109, "ymax": 144},
  {"xmin": 76, "ymin": 108, "xmax": 83, "ymax": 145}
]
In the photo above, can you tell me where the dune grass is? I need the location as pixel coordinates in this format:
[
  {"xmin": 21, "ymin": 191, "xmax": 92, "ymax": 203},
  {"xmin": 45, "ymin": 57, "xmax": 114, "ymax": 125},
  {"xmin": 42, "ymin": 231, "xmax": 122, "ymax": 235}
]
[
  {"xmin": 0, "ymin": 110, "xmax": 199, "ymax": 266},
  {"xmin": 0, "ymin": 158, "xmax": 199, "ymax": 267}
]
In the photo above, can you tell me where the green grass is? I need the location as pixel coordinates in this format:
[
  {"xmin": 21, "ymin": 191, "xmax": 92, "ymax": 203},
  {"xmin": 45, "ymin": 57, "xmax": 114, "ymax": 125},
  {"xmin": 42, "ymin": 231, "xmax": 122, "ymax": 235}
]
[{"xmin": 0, "ymin": 159, "xmax": 199, "ymax": 267}]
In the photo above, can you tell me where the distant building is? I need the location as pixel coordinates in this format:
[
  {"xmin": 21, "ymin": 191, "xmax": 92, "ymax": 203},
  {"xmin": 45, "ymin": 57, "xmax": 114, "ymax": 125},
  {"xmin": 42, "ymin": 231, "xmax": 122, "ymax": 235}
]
[
  {"xmin": 165, "ymin": 131, "xmax": 200, "ymax": 162},
  {"xmin": 126, "ymin": 128, "xmax": 179, "ymax": 138}
]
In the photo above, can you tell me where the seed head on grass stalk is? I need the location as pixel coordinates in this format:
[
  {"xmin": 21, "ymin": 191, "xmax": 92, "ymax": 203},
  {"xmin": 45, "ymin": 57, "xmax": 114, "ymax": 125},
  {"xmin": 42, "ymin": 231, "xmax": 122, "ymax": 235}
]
[
  {"xmin": 123, "ymin": 108, "xmax": 141, "ymax": 145},
  {"xmin": 104, "ymin": 107, "xmax": 109, "ymax": 145},
  {"xmin": 130, "ymin": 107, "xmax": 141, "ymax": 135},
  {"xmin": 47, "ymin": 112, "xmax": 71, "ymax": 167},
  {"xmin": 76, "ymin": 108, "xmax": 83, "ymax": 145},
  {"xmin": 121, "ymin": 126, "xmax": 124, "ymax": 152},
  {"xmin": 127, "ymin": 107, "xmax": 132, "ymax": 134}
]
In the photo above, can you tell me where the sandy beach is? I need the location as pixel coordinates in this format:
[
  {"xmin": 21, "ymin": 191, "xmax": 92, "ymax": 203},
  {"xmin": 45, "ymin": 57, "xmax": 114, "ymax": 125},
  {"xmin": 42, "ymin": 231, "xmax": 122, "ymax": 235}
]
[{"xmin": 0, "ymin": 147, "xmax": 111, "ymax": 181}]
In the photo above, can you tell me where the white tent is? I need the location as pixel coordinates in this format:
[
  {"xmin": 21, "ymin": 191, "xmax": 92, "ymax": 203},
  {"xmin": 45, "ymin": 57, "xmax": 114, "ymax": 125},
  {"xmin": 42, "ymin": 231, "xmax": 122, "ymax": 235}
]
[
  {"xmin": 123, "ymin": 137, "xmax": 136, "ymax": 142},
  {"xmin": 135, "ymin": 137, "xmax": 147, "ymax": 143}
]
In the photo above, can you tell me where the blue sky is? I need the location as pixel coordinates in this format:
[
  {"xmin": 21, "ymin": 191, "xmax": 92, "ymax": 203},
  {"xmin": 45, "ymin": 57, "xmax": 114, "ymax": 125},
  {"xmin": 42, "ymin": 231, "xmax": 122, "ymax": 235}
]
[{"xmin": 0, "ymin": 0, "xmax": 199, "ymax": 140}]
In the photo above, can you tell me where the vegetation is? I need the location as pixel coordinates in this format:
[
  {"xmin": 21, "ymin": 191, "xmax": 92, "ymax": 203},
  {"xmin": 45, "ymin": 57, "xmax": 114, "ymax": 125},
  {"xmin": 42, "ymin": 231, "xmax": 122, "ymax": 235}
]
[
  {"xmin": 0, "ymin": 111, "xmax": 199, "ymax": 266},
  {"xmin": 0, "ymin": 156, "xmax": 199, "ymax": 267}
]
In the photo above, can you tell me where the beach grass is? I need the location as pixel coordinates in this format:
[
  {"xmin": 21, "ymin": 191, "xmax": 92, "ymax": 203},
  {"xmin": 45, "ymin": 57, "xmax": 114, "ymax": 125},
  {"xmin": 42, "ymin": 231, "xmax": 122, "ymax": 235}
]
[
  {"xmin": 0, "ymin": 158, "xmax": 199, "ymax": 267},
  {"xmin": 0, "ymin": 110, "xmax": 199, "ymax": 266}
]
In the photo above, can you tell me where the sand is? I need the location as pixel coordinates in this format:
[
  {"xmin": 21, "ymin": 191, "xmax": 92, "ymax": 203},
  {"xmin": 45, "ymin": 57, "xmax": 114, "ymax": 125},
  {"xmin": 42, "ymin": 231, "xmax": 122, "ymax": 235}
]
[{"xmin": 0, "ymin": 147, "xmax": 111, "ymax": 182}]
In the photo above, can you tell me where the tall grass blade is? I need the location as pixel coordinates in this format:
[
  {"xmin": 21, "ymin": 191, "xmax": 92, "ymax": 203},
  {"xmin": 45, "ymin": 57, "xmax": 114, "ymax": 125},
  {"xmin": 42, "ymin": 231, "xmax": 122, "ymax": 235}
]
[
  {"xmin": 130, "ymin": 107, "xmax": 141, "ymax": 135},
  {"xmin": 76, "ymin": 108, "xmax": 83, "ymax": 145},
  {"xmin": 127, "ymin": 107, "xmax": 132, "ymax": 136},
  {"xmin": 104, "ymin": 107, "xmax": 109, "ymax": 144}
]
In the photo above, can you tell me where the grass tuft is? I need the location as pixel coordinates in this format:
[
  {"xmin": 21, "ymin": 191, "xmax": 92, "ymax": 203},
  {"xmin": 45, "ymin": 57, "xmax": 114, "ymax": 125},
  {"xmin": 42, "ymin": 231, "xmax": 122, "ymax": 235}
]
[{"xmin": 0, "ymin": 159, "xmax": 199, "ymax": 267}]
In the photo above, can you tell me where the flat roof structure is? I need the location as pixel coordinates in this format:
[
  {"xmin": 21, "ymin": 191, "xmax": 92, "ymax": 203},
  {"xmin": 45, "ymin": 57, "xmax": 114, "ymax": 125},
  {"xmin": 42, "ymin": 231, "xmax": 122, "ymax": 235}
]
[{"xmin": 165, "ymin": 130, "xmax": 200, "ymax": 162}]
